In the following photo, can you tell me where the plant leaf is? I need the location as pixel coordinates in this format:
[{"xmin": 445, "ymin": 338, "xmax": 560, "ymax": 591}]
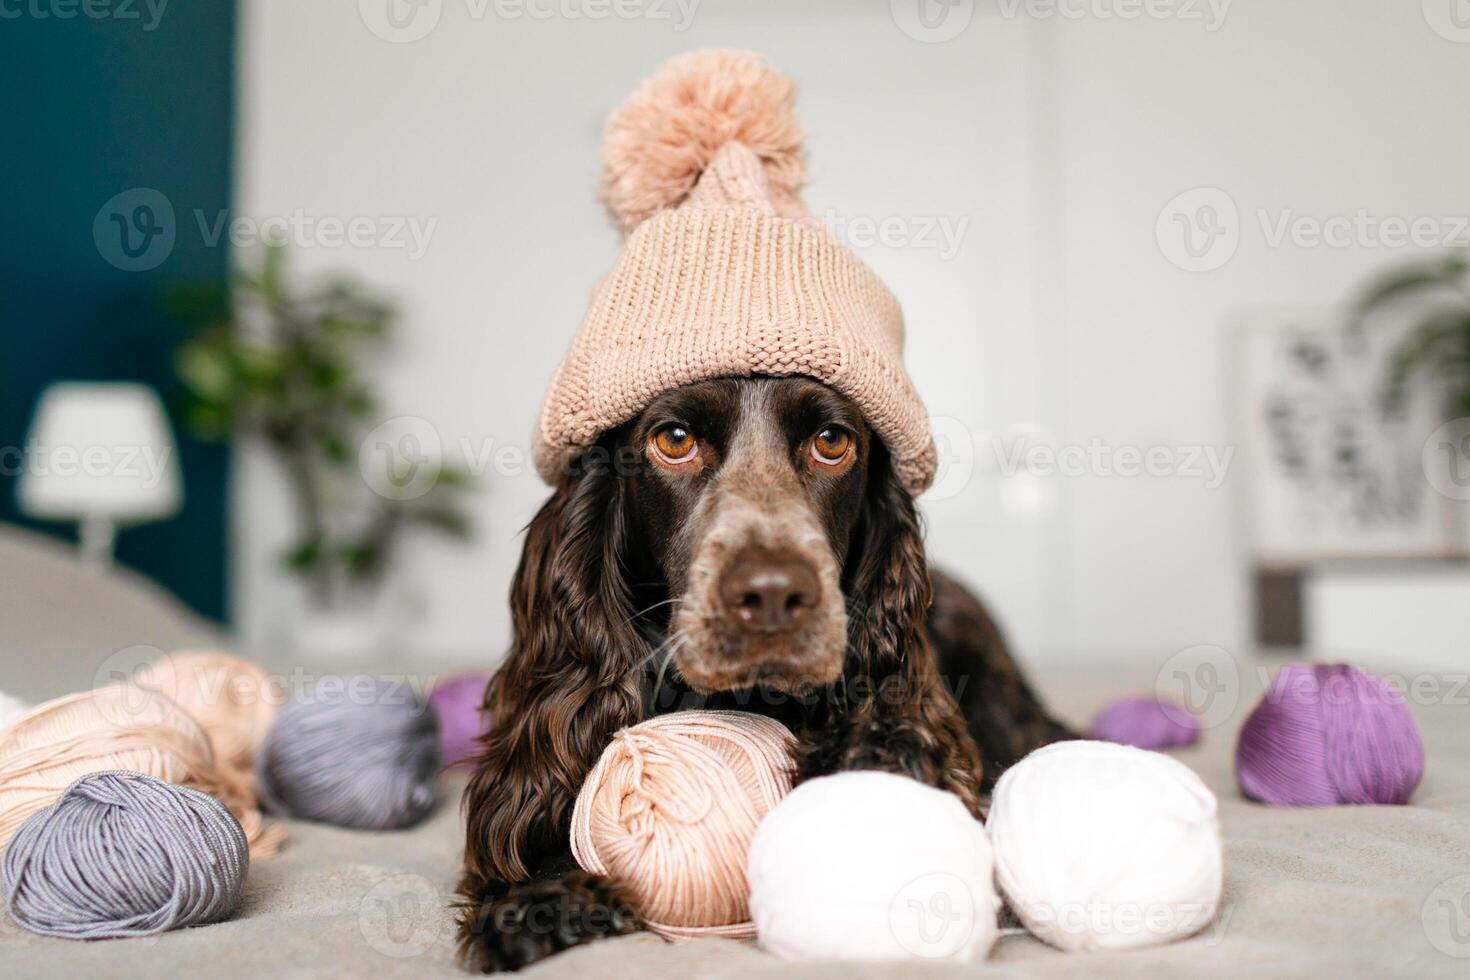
[
  {"xmin": 282, "ymin": 537, "xmax": 323, "ymax": 572},
  {"xmin": 413, "ymin": 505, "xmax": 473, "ymax": 538},
  {"xmin": 433, "ymin": 465, "xmax": 475, "ymax": 489},
  {"xmin": 175, "ymin": 342, "xmax": 236, "ymax": 400},
  {"xmin": 1354, "ymin": 253, "xmax": 1470, "ymax": 318},
  {"xmin": 1383, "ymin": 310, "xmax": 1470, "ymax": 409}
]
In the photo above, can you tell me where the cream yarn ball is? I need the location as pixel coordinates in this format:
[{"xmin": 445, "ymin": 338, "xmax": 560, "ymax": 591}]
[
  {"xmin": 133, "ymin": 650, "xmax": 282, "ymax": 803},
  {"xmin": 988, "ymin": 740, "xmax": 1222, "ymax": 952},
  {"xmin": 0, "ymin": 684, "xmax": 281, "ymax": 857},
  {"xmin": 570, "ymin": 710, "xmax": 796, "ymax": 938},
  {"xmin": 747, "ymin": 771, "xmax": 1000, "ymax": 962}
]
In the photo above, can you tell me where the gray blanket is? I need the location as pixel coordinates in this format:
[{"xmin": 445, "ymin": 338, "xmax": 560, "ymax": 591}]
[
  {"xmin": 3, "ymin": 525, "xmax": 1467, "ymax": 977},
  {"xmin": 4, "ymin": 658, "xmax": 1468, "ymax": 978}
]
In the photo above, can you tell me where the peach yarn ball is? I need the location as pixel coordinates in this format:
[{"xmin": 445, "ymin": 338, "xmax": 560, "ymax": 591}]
[
  {"xmin": 134, "ymin": 650, "xmax": 282, "ymax": 800},
  {"xmin": 0, "ymin": 684, "xmax": 281, "ymax": 857},
  {"xmin": 570, "ymin": 710, "xmax": 796, "ymax": 938}
]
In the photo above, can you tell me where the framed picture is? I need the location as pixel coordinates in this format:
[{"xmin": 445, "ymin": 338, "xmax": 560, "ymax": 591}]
[{"xmin": 1230, "ymin": 308, "xmax": 1456, "ymax": 561}]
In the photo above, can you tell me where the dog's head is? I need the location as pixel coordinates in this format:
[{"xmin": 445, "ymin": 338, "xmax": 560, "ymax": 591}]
[
  {"xmin": 618, "ymin": 376, "xmax": 875, "ymax": 694},
  {"xmin": 515, "ymin": 373, "xmax": 928, "ymax": 707}
]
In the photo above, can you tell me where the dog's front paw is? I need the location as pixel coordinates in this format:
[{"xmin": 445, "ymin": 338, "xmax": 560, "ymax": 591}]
[{"xmin": 456, "ymin": 870, "xmax": 641, "ymax": 973}]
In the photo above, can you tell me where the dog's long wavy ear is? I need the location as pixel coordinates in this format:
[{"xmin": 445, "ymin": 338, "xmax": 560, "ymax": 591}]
[
  {"xmin": 840, "ymin": 444, "xmax": 983, "ymax": 812},
  {"xmin": 459, "ymin": 444, "xmax": 645, "ymax": 892}
]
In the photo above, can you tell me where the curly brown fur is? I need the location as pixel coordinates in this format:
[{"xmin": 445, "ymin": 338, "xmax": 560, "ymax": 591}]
[
  {"xmin": 455, "ymin": 446, "xmax": 646, "ymax": 971},
  {"xmin": 456, "ymin": 377, "xmax": 1069, "ymax": 972},
  {"xmin": 927, "ymin": 571, "xmax": 1077, "ymax": 792},
  {"xmin": 456, "ymin": 868, "xmax": 640, "ymax": 974},
  {"xmin": 792, "ymin": 455, "xmax": 985, "ymax": 811}
]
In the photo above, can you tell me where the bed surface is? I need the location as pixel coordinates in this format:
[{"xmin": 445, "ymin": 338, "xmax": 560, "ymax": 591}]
[
  {"xmin": 5, "ymin": 662, "xmax": 1467, "ymax": 979},
  {"xmin": 2, "ymin": 525, "xmax": 1468, "ymax": 977}
]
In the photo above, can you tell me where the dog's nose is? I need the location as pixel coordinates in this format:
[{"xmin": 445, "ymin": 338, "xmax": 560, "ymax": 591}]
[{"xmin": 720, "ymin": 549, "xmax": 820, "ymax": 634}]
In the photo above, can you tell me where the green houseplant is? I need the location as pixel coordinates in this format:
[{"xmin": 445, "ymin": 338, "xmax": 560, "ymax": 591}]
[
  {"xmin": 1352, "ymin": 250, "xmax": 1470, "ymax": 420},
  {"xmin": 171, "ymin": 244, "xmax": 472, "ymax": 612},
  {"xmin": 1352, "ymin": 249, "xmax": 1470, "ymax": 553}
]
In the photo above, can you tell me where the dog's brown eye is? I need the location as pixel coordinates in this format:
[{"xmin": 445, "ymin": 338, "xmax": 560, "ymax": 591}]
[
  {"xmin": 811, "ymin": 427, "xmax": 852, "ymax": 464},
  {"xmin": 651, "ymin": 425, "xmax": 698, "ymax": 463}
]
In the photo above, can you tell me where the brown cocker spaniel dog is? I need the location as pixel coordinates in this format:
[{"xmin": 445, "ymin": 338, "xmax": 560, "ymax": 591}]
[{"xmin": 456, "ymin": 375, "xmax": 1073, "ymax": 971}]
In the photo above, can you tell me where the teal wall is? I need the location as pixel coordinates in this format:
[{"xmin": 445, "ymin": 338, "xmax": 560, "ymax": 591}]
[{"xmin": 1, "ymin": 4, "xmax": 235, "ymax": 621}]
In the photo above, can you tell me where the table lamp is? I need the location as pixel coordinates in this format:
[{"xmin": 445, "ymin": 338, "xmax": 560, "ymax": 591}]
[{"xmin": 17, "ymin": 382, "xmax": 183, "ymax": 569}]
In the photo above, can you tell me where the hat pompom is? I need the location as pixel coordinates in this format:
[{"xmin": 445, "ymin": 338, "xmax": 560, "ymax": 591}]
[{"xmin": 600, "ymin": 49, "xmax": 806, "ymax": 233}]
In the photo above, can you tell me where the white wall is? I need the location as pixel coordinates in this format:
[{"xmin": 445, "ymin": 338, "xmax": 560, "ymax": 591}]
[
  {"xmin": 1309, "ymin": 563, "xmax": 1470, "ymax": 673},
  {"xmin": 235, "ymin": 0, "xmax": 1470, "ymax": 666},
  {"xmin": 1038, "ymin": 2, "xmax": 1470, "ymax": 657}
]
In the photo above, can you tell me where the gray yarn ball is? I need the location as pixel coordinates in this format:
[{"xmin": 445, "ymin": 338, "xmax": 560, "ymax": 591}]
[
  {"xmin": 255, "ymin": 676, "xmax": 441, "ymax": 830},
  {"xmin": 3, "ymin": 770, "xmax": 249, "ymax": 939}
]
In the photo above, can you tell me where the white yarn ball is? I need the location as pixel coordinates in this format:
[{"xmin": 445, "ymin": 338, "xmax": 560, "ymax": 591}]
[
  {"xmin": 0, "ymin": 689, "xmax": 29, "ymax": 730},
  {"xmin": 988, "ymin": 740, "xmax": 1222, "ymax": 952},
  {"xmin": 747, "ymin": 771, "xmax": 1000, "ymax": 962}
]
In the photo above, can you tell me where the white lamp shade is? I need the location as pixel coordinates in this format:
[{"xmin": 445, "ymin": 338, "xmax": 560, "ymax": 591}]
[{"xmin": 18, "ymin": 382, "xmax": 183, "ymax": 523}]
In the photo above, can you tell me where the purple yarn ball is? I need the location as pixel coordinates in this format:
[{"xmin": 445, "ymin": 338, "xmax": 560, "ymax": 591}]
[
  {"xmin": 428, "ymin": 672, "xmax": 493, "ymax": 771},
  {"xmin": 1235, "ymin": 664, "xmax": 1424, "ymax": 807},
  {"xmin": 1090, "ymin": 695, "xmax": 1200, "ymax": 750}
]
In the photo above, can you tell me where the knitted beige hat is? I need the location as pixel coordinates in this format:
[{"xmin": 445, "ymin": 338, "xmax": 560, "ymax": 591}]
[{"xmin": 533, "ymin": 49, "xmax": 936, "ymax": 494}]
